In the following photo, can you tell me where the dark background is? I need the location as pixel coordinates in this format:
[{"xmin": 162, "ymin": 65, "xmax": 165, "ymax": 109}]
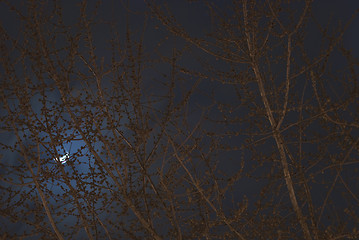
[{"xmin": 1, "ymin": 0, "xmax": 359, "ymax": 239}]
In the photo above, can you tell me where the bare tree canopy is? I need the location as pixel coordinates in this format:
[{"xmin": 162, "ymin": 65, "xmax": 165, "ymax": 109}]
[{"xmin": 1, "ymin": 0, "xmax": 359, "ymax": 239}]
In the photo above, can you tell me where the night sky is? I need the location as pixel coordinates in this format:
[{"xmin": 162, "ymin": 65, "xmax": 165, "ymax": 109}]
[{"xmin": 1, "ymin": 1, "xmax": 359, "ymax": 239}]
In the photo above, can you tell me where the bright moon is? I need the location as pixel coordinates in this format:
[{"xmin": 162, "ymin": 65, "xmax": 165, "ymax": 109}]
[{"xmin": 54, "ymin": 152, "xmax": 69, "ymax": 164}]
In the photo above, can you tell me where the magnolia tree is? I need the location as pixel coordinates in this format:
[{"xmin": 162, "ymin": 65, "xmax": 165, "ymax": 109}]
[{"xmin": 1, "ymin": 0, "xmax": 359, "ymax": 239}]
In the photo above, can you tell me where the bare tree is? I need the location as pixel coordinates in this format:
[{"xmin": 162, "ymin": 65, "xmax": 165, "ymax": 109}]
[
  {"xmin": 0, "ymin": 1, "xmax": 185, "ymax": 239},
  {"xmin": 1, "ymin": 0, "xmax": 359, "ymax": 239},
  {"xmin": 148, "ymin": 0, "xmax": 359, "ymax": 239}
]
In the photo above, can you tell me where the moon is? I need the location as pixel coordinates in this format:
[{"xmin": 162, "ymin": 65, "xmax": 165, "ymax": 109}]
[{"xmin": 54, "ymin": 152, "xmax": 69, "ymax": 164}]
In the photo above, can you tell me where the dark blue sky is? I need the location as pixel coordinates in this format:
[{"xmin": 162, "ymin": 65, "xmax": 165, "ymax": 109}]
[{"xmin": 1, "ymin": 1, "xmax": 359, "ymax": 239}]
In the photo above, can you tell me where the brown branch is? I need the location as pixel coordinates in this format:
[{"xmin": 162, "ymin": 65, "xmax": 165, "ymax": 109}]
[
  {"xmin": 243, "ymin": 1, "xmax": 312, "ymax": 239},
  {"xmin": 168, "ymin": 136, "xmax": 246, "ymax": 240}
]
